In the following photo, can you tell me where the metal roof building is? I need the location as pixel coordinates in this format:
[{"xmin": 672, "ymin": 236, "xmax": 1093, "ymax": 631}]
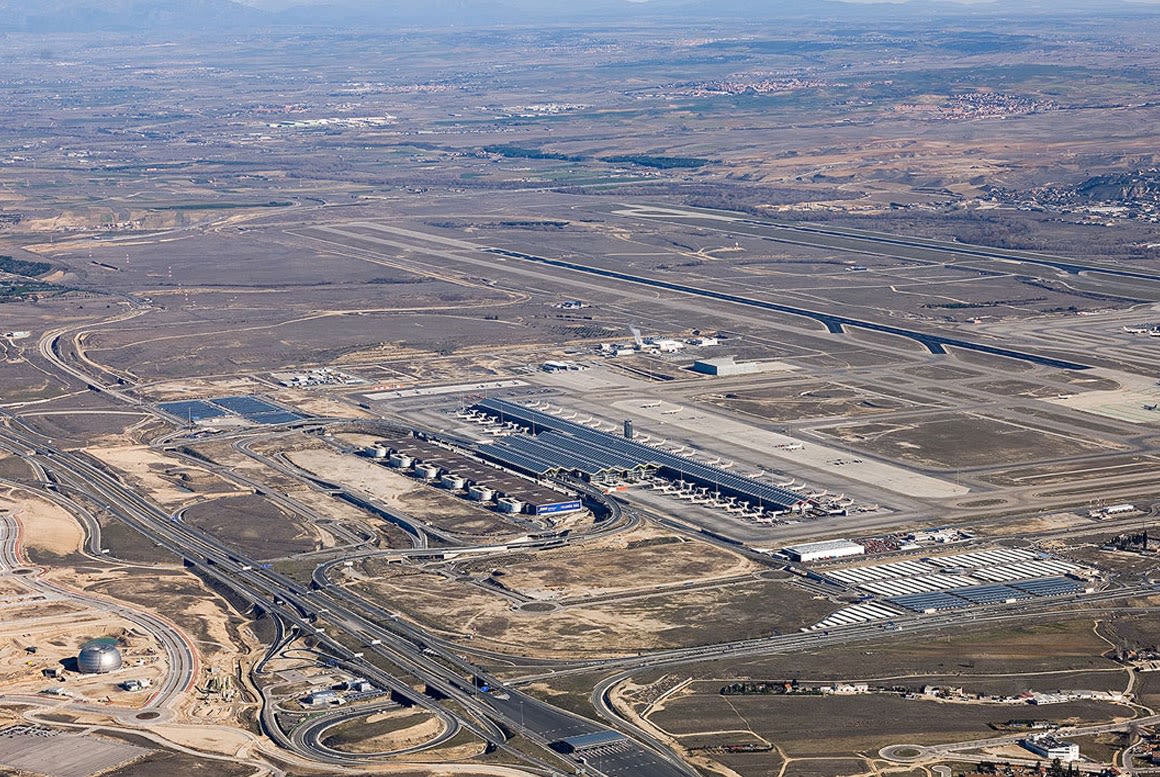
[
  {"xmin": 783, "ymin": 539, "xmax": 865, "ymax": 563},
  {"xmin": 473, "ymin": 398, "xmax": 808, "ymax": 512},
  {"xmin": 552, "ymin": 730, "xmax": 627, "ymax": 754},
  {"xmin": 77, "ymin": 638, "xmax": 122, "ymax": 674}
]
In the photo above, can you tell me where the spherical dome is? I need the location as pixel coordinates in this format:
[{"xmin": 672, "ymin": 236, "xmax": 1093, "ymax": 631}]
[{"xmin": 77, "ymin": 639, "xmax": 122, "ymax": 674}]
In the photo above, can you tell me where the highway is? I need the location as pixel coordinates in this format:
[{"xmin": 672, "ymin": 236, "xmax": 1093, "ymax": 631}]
[
  {"xmin": 0, "ymin": 413, "xmax": 696, "ymax": 776},
  {"xmin": 8, "ymin": 399, "xmax": 1152, "ymax": 774}
]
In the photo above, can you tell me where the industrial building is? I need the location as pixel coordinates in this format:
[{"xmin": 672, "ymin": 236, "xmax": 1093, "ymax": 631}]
[
  {"xmin": 77, "ymin": 638, "xmax": 122, "ymax": 674},
  {"xmin": 370, "ymin": 432, "xmax": 582, "ymax": 515},
  {"xmin": 783, "ymin": 539, "xmax": 865, "ymax": 563},
  {"xmin": 691, "ymin": 356, "xmax": 769, "ymax": 376},
  {"xmin": 804, "ymin": 547, "xmax": 1092, "ymax": 627},
  {"xmin": 551, "ymin": 730, "xmax": 628, "ymax": 754},
  {"xmin": 302, "ymin": 689, "xmax": 344, "ymax": 706},
  {"xmin": 471, "ymin": 398, "xmax": 809, "ymax": 513},
  {"xmin": 1021, "ymin": 735, "xmax": 1080, "ymax": 762}
]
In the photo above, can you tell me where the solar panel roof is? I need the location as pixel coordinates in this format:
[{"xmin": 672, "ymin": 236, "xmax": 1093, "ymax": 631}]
[
  {"xmin": 949, "ymin": 584, "xmax": 1032, "ymax": 605},
  {"xmin": 1008, "ymin": 577, "xmax": 1083, "ymax": 597},
  {"xmin": 887, "ymin": 592, "xmax": 969, "ymax": 612},
  {"xmin": 158, "ymin": 400, "xmax": 227, "ymax": 422}
]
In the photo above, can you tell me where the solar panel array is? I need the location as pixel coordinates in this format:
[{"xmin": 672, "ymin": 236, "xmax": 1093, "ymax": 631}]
[
  {"xmin": 808, "ymin": 602, "xmax": 905, "ymax": 631},
  {"xmin": 857, "ymin": 574, "xmax": 978, "ymax": 597},
  {"xmin": 825, "ymin": 560, "xmax": 930, "ymax": 584},
  {"xmin": 1008, "ymin": 577, "xmax": 1084, "ymax": 597},
  {"xmin": 160, "ymin": 395, "xmax": 307, "ymax": 425},
  {"xmin": 889, "ymin": 576, "xmax": 1083, "ymax": 613},
  {"xmin": 210, "ymin": 395, "xmax": 306, "ymax": 425},
  {"xmin": 158, "ymin": 400, "xmax": 228, "ymax": 422},
  {"xmin": 474, "ymin": 398, "xmax": 806, "ymax": 510},
  {"xmin": 971, "ymin": 559, "xmax": 1081, "ymax": 582},
  {"xmin": 823, "ymin": 548, "xmax": 1083, "ymax": 591},
  {"xmin": 949, "ymin": 583, "xmax": 1033, "ymax": 605},
  {"xmin": 888, "ymin": 591, "xmax": 971, "ymax": 612},
  {"xmin": 809, "ymin": 547, "xmax": 1092, "ymax": 626},
  {"xmin": 925, "ymin": 548, "xmax": 1039, "ymax": 568}
]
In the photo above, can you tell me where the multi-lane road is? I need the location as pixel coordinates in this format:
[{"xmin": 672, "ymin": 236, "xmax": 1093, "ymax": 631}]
[{"xmin": 0, "ymin": 411, "xmax": 696, "ymax": 776}]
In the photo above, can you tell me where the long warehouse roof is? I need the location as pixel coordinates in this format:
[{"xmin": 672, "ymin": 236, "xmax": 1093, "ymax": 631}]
[{"xmin": 474, "ymin": 398, "xmax": 807, "ymax": 510}]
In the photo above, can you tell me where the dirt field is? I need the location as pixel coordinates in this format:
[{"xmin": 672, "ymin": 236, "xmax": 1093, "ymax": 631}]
[
  {"xmin": 649, "ymin": 691, "xmax": 1131, "ymax": 758},
  {"xmin": 701, "ymin": 381, "xmax": 917, "ymax": 423},
  {"xmin": 3, "ymin": 488, "xmax": 85, "ymax": 556},
  {"xmin": 181, "ymin": 494, "xmax": 319, "ymax": 559},
  {"xmin": 349, "ymin": 561, "xmax": 828, "ymax": 658},
  {"xmin": 287, "ymin": 448, "xmax": 525, "ymax": 538},
  {"xmin": 819, "ymin": 412, "xmax": 1121, "ymax": 469},
  {"xmin": 14, "ymin": 410, "xmax": 157, "ymax": 449},
  {"xmin": 458, "ymin": 526, "xmax": 759, "ymax": 600},
  {"xmin": 189, "ymin": 437, "xmax": 411, "ymax": 548},
  {"xmin": 87, "ymin": 445, "xmax": 245, "ymax": 510},
  {"xmin": 321, "ymin": 708, "xmax": 445, "ymax": 754}
]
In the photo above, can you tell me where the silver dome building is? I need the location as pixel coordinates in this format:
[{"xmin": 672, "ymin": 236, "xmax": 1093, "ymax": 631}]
[{"xmin": 77, "ymin": 638, "xmax": 122, "ymax": 674}]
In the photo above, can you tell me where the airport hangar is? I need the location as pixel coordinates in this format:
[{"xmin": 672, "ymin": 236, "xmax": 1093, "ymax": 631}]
[{"xmin": 472, "ymin": 398, "xmax": 810, "ymax": 514}]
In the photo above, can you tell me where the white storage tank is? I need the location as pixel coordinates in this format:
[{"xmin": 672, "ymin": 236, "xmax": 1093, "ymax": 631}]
[
  {"xmin": 468, "ymin": 485, "xmax": 495, "ymax": 502},
  {"xmin": 414, "ymin": 464, "xmax": 440, "ymax": 480},
  {"xmin": 366, "ymin": 444, "xmax": 388, "ymax": 459},
  {"xmin": 388, "ymin": 453, "xmax": 413, "ymax": 469},
  {"xmin": 496, "ymin": 497, "xmax": 524, "ymax": 513},
  {"xmin": 441, "ymin": 474, "xmax": 466, "ymax": 490}
]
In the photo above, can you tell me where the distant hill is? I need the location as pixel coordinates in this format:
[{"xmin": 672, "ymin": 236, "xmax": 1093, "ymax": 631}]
[
  {"xmin": 1, "ymin": 0, "xmax": 1155, "ymax": 35},
  {"xmin": 0, "ymin": 0, "xmax": 263, "ymax": 33}
]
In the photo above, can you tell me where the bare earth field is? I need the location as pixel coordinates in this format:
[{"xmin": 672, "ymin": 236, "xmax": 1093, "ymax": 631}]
[
  {"xmin": 287, "ymin": 448, "xmax": 527, "ymax": 538},
  {"xmin": 818, "ymin": 412, "xmax": 1123, "ymax": 470}
]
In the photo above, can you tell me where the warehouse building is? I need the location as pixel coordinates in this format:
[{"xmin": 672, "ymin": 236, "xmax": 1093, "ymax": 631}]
[
  {"xmin": 783, "ymin": 539, "xmax": 865, "ymax": 563},
  {"xmin": 1021, "ymin": 735, "xmax": 1080, "ymax": 762},
  {"xmin": 691, "ymin": 355, "xmax": 769, "ymax": 376}
]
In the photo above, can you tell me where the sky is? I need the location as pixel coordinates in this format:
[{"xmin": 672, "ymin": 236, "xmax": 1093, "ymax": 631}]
[{"xmin": 237, "ymin": 0, "xmax": 1160, "ymax": 6}]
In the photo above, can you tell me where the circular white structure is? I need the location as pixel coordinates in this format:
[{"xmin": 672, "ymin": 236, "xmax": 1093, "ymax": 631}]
[{"xmin": 77, "ymin": 639, "xmax": 122, "ymax": 674}]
